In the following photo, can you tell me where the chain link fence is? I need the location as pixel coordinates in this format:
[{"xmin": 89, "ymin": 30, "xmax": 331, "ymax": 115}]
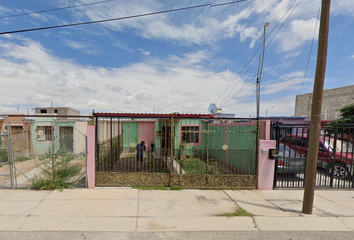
[
  {"xmin": 0, "ymin": 138, "xmax": 10, "ymax": 188},
  {"xmin": 0, "ymin": 116, "xmax": 88, "ymax": 189}
]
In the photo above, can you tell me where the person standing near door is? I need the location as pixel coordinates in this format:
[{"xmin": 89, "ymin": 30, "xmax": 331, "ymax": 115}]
[{"xmin": 136, "ymin": 141, "xmax": 146, "ymax": 167}]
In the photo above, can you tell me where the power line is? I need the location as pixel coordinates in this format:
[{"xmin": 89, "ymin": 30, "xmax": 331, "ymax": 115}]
[
  {"xmin": 263, "ymin": 0, "xmax": 302, "ymax": 52},
  {"xmin": 0, "ymin": 0, "xmax": 120, "ymax": 19},
  {"xmin": 300, "ymin": 1, "xmax": 321, "ymax": 95},
  {"xmin": 219, "ymin": 0, "xmax": 302, "ymax": 108},
  {"xmin": 0, "ymin": 0, "xmax": 248, "ymax": 35},
  {"xmin": 211, "ymin": 0, "xmax": 247, "ymax": 7},
  {"xmin": 221, "ymin": 73, "xmax": 258, "ymax": 107},
  {"xmin": 220, "ymin": 55, "xmax": 260, "ymax": 107},
  {"xmin": 216, "ymin": 0, "xmax": 300, "ymax": 107}
]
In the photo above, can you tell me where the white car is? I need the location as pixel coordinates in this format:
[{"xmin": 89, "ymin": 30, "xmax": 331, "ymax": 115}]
[{"xmin": 277, "ymin": 144, "xmax": 306, "ymax": 174}]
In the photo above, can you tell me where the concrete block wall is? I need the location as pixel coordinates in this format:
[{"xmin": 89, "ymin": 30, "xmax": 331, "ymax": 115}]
[{"xmin": 294, "ymin": 85, "xmax": 354, "ymax": 120}]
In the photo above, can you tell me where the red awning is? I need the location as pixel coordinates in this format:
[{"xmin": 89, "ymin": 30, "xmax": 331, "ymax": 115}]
[{"xmin": 94, "ymin": 112, "xmax": 214, "ymax": 118}]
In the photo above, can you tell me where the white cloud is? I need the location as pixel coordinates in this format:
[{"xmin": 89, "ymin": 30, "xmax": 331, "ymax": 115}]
[
  {"xmin": 0, "ymin": 105, "xmax": 16, "ymax": 114},
  {"xmin": 276, "ymin": 18, "xmax": 319, "ymax": 52},
  {"xmin": 350, "ymin": 55, "xmax": 354, "ymax": 60},
  {"xmin": 63, "ymin": 39, "xmax": 99, "ymax": 55},
  {"xmin": 113, "ymin": 40, "xmax": 133, "ymax": 52},
  {"xmin": 262, "ymin": 71, "xmax": 309, "ymax": 95},
  {"xmin": 173, "ymin": 51, "xmax": 210, "ymax": 64},
  {"xmin": 332, "ymin": 0, "xmax": 354, "ymax": 16},
  {"xmin": 65, "ymin": 39, "xmax": 85, "ymax": 50},
  {"xmin": 138, "ymin": 48, "xmax": 150, "ymax": 56},
  {"xmin": 0, "ymin": 38, "xmax": 254, "ymax": 115},
  {"xmin": 64, "ymin": 0, "xmax": 264, "ymax": 47},
  {"xmin": 261, "ymin": 95, "xmax": 296, "ymax": 117},
  {"xmin": 284, "ymin": 51, "xmax": 301, "ymax": 58},
  {"xmin": 10, "ymin": 0, "xmax": 354, "ymax": 54},
  {"xmin": 87, "ymin": 100, "xmax": 109, "ymax": 109}
]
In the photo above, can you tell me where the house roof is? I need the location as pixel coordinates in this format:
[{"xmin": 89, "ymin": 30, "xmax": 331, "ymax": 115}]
[{"xmin": 94, "ymin": 112, "xmax": 214, "ymax": 118}]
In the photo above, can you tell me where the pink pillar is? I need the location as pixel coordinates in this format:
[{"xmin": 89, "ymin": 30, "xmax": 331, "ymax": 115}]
[
  {"xmin": 87, "ymin": 125, "xmax": 95, "ymax": 189},
  {"xmin": 257, "ymin": 140, "xmax": 276, "ymax": 190},
  {"xmin": 265, "ymin": 120, "xmax": 271, "ymax": 140}
]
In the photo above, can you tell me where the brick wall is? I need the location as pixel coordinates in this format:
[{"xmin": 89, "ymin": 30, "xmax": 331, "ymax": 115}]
[{"xmin": 294, "ymin": 85, "xmax": 354, "ymax": 120}]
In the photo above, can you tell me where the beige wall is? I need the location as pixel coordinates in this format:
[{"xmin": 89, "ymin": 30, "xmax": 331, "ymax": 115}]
[
  {"xmin": 74, "ymin": 121, "xmax": 88, "ymax": 153},
  {"xmin": 294, "ymin": 85, "xmax": 354, "ymax": 120},
  {"xmin": 97, "ymin": 120, "xmax": 122, "ymax": 143}
]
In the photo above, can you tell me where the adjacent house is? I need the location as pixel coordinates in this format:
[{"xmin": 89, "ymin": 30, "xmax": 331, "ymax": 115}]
[
  {"xmin": 0, "ymin": 114, "xmax": 32, "ymax": 155},
  {"xmin": 1, "ymin": 107, "xmax": 88, "ymax": 156},
  {"xmin": 30, "ymin": 107, "xmax": 87, "ymax": 155},
  {"xmin": 108, "ymin": 113, "xmax": 259, "ymax": 175}
]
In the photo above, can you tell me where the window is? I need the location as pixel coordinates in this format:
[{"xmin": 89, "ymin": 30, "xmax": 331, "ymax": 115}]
[
  {"xmin": 36, "ymin": 126, "xmax": 54, "ymax": 141},
  {"xmin": 281, "ymin": 135, "xmax": 293, "ymax": 143},
  {"xmin": 54, "ymin": 109, "xmax": 58, "ymax": 113},
  {"xmin": 181, "ymin": 126, "xmax": 199, "ymax": 143},
  {"xmin": 40, "ymin": 109, "xmax": 47, "ymax": 113},
  {"xmin": 11, "ymin": 126, "xmax": 23, "ymax": 133},
  {"xmin": 294, "ymin": 137, "xmax": 308, "ymax": 147}
]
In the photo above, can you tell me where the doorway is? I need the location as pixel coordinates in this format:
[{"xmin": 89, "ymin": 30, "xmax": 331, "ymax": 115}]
[
  {"xmin": 161, "ymin": 126, "xmax": 172, "ymax": 156},
  {"xmin": 60, "ymin": 126, "xmax": 73, "ymax": 153}
]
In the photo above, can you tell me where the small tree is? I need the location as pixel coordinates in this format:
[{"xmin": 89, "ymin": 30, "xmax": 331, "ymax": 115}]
[
  {"xmin": 334, "ymin": 103, "xmax": 354, "ymax": 123},
  {"xmin": 179, "ymin": 141, "xmax": 186, "ymax": 160},
  {"xmin": 328, "ymin": 103, "xmax": 354, "ymax": 142},
  {"xmin": 33, "ymin": 149, "xmax": 80, "ymax": 190}
]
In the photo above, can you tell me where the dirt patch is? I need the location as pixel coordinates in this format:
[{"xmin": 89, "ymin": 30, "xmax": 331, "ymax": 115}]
[
  {"xmin": 0, "ymin": 158, "xmax": 39, "ymax": 187},
  {"xmin": 0, "ymin": 155, "xmax": 87, "ymax": 188}
]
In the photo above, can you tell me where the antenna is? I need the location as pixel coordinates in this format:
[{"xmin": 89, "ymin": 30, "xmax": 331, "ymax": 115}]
[{"xmin": 208, "ymin": 103, "xmax": 217, "ymax": 115}]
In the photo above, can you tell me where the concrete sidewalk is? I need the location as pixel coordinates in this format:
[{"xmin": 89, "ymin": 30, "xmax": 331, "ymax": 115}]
[{"xmin": 0, "ymin": 188, "xmax": 354, "ymax": 233}]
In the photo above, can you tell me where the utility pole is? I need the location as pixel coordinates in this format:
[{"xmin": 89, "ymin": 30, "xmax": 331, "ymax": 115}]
[
  {"xmin": 302, "ymin": 0, "xmax": 331, "ymax": 215},
  {"xmin": 256, "ymin": 53, "xmax": 261, "ymax": 119},
  {"xmin": 256, "ymin": 23, "xmax": 269, "ymax": 119}
]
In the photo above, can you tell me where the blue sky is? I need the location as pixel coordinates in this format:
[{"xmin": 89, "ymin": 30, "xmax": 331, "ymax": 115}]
[{"xmin": 0, "ymin": 0, "xmax": 353, "ymax": 117}]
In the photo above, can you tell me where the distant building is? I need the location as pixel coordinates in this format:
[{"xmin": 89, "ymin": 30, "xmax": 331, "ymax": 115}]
[
  {"xmin": 294, "ymin": 85, "xmax": 354, "ymax": 120},
  {"xmin": 35, "ymin": 107, "xmax": 80, "ymax": 116}
]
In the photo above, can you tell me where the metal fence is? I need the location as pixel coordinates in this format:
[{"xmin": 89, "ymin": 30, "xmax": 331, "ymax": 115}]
[
  {"xmin": 94, "ymin": 113, "xmax": 259, "ymax": 189},
  {"xmin": 272, "ymin": 121, "xmax": 354, "ymax": 189},
  {"xmin": 0, "ymin": 115, "xmax": 89, "ymax": 189},
  {"xmin": 0, "ymin": 129, "xmax": 10, "ymax": 188}
]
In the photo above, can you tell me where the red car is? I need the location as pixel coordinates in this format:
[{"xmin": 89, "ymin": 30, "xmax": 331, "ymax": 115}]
[{"xmin": 280, "ymin": 134, "xmax": 354, "ymax": 179}]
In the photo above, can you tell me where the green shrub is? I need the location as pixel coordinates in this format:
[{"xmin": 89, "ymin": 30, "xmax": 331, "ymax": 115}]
[
  {"xmin": 16, "ymin": 156, "xmax": 32, "ymax": 162},
  {"xmin": 32, "ymin": 150, "xmax": 80, "ymax": 190},
  {"xmin": 0, "ymin": 148, "xmax": 8, "ymax": 162}
]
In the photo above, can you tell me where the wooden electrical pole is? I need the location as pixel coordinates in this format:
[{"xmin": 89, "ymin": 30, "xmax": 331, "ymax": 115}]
[{"xmin": 302, "ymin": 0, "xmax": 331, "ymax": 214}]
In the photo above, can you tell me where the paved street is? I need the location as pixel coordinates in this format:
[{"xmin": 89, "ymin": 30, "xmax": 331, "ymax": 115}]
[{"xmin": 0, "ymin": 188, "xmax": 354, "ymax": 239}]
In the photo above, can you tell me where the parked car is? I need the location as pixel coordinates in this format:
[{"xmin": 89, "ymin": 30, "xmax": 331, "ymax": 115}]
[
  {"xmin": 276, "ymin": 144, "xmax": 306, "ymax": 174},
  {"xmin": 280, "ymin": 134, "xmax": 354, "ymax": 179}
]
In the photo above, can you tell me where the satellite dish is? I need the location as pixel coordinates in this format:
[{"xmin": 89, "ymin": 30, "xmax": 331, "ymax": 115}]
[{"xmin": 208, "ymin": 103, "xmax": 217, "ymax": 115}]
